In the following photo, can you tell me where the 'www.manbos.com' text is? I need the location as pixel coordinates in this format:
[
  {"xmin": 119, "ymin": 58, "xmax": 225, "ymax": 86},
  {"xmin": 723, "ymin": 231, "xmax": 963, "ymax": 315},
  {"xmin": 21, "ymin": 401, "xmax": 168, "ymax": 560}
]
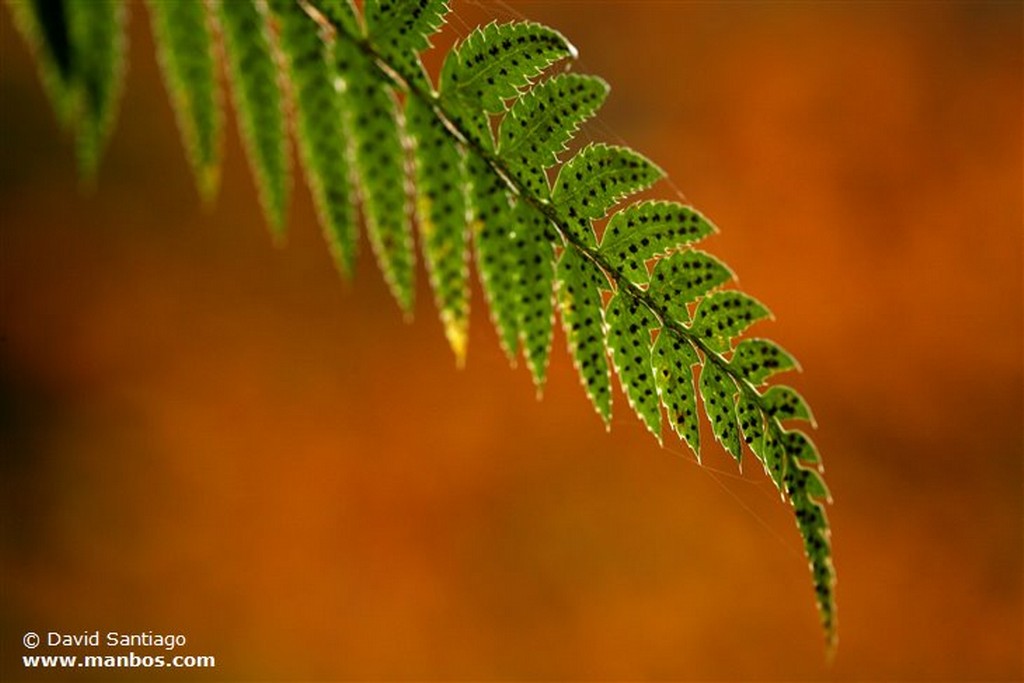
[{"xmin": 24, "ymin": 652, "xmax": 215, "ymax": 669}]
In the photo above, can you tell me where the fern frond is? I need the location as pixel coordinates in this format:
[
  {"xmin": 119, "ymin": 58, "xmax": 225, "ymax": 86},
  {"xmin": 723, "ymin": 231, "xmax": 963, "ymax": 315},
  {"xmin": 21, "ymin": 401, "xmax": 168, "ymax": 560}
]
[
  {"xmin": 270, "ymin": 0, "xmax": 358, "ymax": 275},
  {"xmin": 147, "ymin": 0, "xmax": 222, "ymax": 202},
  {"xmin": 216, "ymin": 0, "xmax": 291, "ymax": 237},
  {"xmin": 13, "ymin": 0, "xmax": 840, "ymax": 653},
  {"xmin": 65, "ymin": 0, "xmax": 127, "ymax": 177}
]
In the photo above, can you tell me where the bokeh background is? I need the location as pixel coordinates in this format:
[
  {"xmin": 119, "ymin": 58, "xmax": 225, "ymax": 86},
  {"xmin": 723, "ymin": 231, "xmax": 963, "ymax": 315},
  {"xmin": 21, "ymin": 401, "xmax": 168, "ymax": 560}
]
[{"xmin": 2, "ymin": 1, "xmax": 1021, "ymax": 680}]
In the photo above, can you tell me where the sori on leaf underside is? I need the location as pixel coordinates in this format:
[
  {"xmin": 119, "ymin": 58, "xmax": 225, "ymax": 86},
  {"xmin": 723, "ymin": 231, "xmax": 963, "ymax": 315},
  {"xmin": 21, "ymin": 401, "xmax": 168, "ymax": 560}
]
[{"xmin": 7, "ymin": 0, "xmax": 837, "ymax": 653}]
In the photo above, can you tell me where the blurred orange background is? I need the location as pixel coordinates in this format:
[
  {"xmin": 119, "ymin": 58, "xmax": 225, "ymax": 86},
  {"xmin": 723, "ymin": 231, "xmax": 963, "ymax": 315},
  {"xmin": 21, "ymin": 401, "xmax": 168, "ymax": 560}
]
[{"xmin": 1, "ymin": 1, "xmax": 1021, "ymax": 680}]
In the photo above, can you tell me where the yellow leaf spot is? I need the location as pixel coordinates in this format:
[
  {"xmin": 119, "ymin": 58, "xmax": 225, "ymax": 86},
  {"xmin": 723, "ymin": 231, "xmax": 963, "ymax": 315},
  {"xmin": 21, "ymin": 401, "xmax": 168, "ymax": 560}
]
[{"xmin": 443, "ymin": 313, "xmax": 469, "ymax": 368}]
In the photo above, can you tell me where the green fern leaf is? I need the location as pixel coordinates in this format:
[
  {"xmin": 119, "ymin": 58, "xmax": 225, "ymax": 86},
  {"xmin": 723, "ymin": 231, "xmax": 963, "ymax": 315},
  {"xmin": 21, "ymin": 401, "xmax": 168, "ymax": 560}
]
[
  {"xmin": 497, "ymin": 73, "xmax": 609, "ymax": 197},
  {"xmin": 690, "ymin": 290, "xmax": 771, "ymax": 353},
  {"xmin": 439, "ymin": 21, "xmax": 575, "ymax": 147},
  {"xmin": 467, "ymin": 154, "xmax": 519, "ymax": 361},
  {"xmin": 556, "ymin": 249, "xmax": 612, "ymax": 425},
  {"xmin": 729, "ymin": 338, "xmax": 799, "ymax": 386},
  {"xmin": 270, "ymin": 0, "xmax": 358, "ymax": 276},
  {"xmin": 365, "ymin": 0, "xmax": 448, "ymax": 90},
  {"xmin": 735, "ymin": 392, "xmax": 766, "ymax": 454},
  {"xmin": 761, "ymin": 385, "xmax": 816, "ymax": 425},
  {"xmin": 652, "ymin": 329, "xmax": 701, "ymax": 458},
  {"xmin": 6, "ymin": 0, "xmax": 74, "ymax": 126},
  {"xmin": 552, "ymin": 144, "xmax": 664, "ymax": 245},
  {"xmin": 606, "ymin": 293, "xmax": 662, "ymax": 442},
  {"xmin": 65, "ymin": 0, "xmax": 127, "ymax": 177},
  {"xmin": 334, "ymin": 38, "xmax": 415, "ymax": 312},
  {"xmin": 408, "ymin": 95, "xmax": 470, "ymax": 362},
  {"xmin": 780, "ymin": 428, "xmax": 821, "ymax": 466},
  {"xmin": 699, "ymin": 361, "xmax": 742, "ymax": 462},
  {"xmin": 785, "ymin": 464, "xmax": 837, "ymax": 650},
  {"xmin": 511, "ymin": 201, "xmax": 556, "ymax": 388},
  {"xmin": 216, "ymin": 0, "xmax": 290, "ymax": 237},
  {"xmin": 600, "ymin": 201, "xmax": 716, "ymax": 285},
  {"xmin": 648, "ymin": 249, "xmax": 735, "ymax": 324},
  {"xmin": 147, "ymin": 0, "xmax": 222, "ymax": 202},
  {"xmin": 760, "ymin": 425, "xmax": 787, "ymax": 489},
  {"xmin": 13, "ymin": 0, "xmax": 840, "ymax": 651}
]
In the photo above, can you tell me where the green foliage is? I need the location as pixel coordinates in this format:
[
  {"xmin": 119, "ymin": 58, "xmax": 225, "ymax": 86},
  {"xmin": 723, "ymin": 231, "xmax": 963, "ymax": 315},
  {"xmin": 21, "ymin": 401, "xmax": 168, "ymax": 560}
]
[
  {"xmin": 652, "ymin": 331, "xmax": 701, "ymax": 456},
  {"xmin": 497, "ymin": 73, "xmax": 609, "ymax": 197},
  {"xmin": 468, "ymin": 153, "xmax": 519, "ymax": 361},
  {"xmin": 408, "ymin": 95, "xmax": 470, "ymax": 361},
  {"xmin": 334, "ymin": 37, "xmax": 415, "ymax": 312},
  {"xmin": 10, "ymin": 0, "xmax": 129, "ymax": 175},
  {"xmin": 8, "ymin": 0, "xmax": 838, "ymax": 654},
  {"xmin": 556, "ymin": 250, "xmax": 612, "ymax": 425},
  {"xmin": 270, "ymin": 0, "xmax": 358, "ymax": 275},
  {"xmin": 600, "ymin": 201, "xmax": 716, "ymax": 285},
  {"xmin": 699, "ymin": 360, "xmax": 742, "ymax": 462},
  {"xmin": 67, "ymin": 0, "xmax": 127, "ymax": 176},
  {"xmin": 6, "ymin": 0, "xmax": 74, "ymax": 125},
  {"xmin": 147, "ymin": 0, "xmax": 221, "ymax": 201},
  {"xmin": 606, "ymin": 294, "xmax": 662, "ymax": 441},
  {"xmin": 216, "ymin": 0, "xmax": 290, "ymax": 237},
  {"xmin": 510, "ymin": 201, "xmax": 556, "ymax": 388},
  {"xmin": 691, "ymin": 290, "xmax": 772, "ymax": 354},
  {"xmin": 365, "ymin": 0, "xmax": 448, "ymax": 90},
  {"xmin": 730, "ymin": 338, "xmax": 799, "ymax": 386},
  {"xmin": 647, "ymin": 249, "xmax": 734, "ymax": 323},
  {"xmin": 439, "ymin": 21, "xmax": 575, "ymax": 147}
]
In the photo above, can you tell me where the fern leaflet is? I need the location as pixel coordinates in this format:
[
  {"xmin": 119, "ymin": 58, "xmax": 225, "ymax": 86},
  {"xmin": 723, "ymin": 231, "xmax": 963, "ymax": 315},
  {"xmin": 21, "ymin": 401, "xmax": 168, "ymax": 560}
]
[
  {"xmin": 216, "ymin": 0, "xmax": 291, "ymax": 237},
  {"xmin": 606, "ymin": 293, "xmax": 663, "ymax": 442},
  {"xmin": 147, "ymin": 0, "xmax": 222, "ymax": 201},
  {"xmin": 408, "ymin": 94, "xmax": 470, "ymax": 361},
  {"xmin": 270, "ymin": 0, "xmax": 358, "ymax": 275},
  {"xmin": 556, "ymin": 249, "xmax": 613, "ymax": 425},
  {"xmin": 6, "ymin": 0, "xmax": 74, "ymax": 126},
  {"xmin": 62, "ymin": 0, "xmax": 128, "ymax": 177},
  {"xmin": 333, "ymin": 37, "xmax": 415, "ymax": 312}
]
